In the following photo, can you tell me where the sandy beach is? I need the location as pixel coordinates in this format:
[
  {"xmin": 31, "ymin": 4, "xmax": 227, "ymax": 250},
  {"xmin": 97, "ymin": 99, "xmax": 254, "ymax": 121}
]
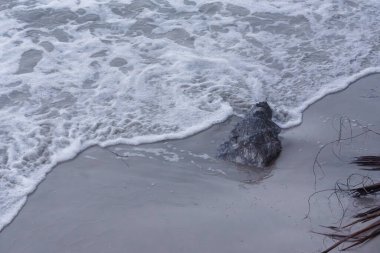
[{"xmin": 0, "ymin": 74, "xmax": 380, "ymax": 253}]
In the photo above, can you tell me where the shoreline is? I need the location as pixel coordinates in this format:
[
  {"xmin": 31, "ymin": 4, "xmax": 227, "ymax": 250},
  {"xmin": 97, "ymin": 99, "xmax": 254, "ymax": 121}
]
[
  {"xmin": 0, "ymin": 73, "xmax": 380, "ymax": 252},
  {"xmin": 279, "ymin": 68, "xmax": 380, "ymax": 128},
  {"xmin": 2, "ymin": 70, "xmax": 380, "ymax": 233}
]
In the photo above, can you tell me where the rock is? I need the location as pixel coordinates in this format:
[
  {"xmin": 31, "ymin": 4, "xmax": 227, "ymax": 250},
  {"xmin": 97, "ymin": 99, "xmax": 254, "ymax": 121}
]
[{"xmin": 217, "ymin": 102, "xmax": 282, "ymax": 167}]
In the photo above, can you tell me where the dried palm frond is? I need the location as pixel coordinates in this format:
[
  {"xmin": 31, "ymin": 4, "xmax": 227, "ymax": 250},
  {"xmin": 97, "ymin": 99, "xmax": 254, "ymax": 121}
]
[
  {"xmin": 352, "ymin": 156, "xmax": 380, "ymax": 171},
  {"xmin": 350, "ymin": 182, "xmax": 380, "ymax": 197},
  {"xmin": 320, "ymin": 219, "xmax": 380, "ymax": 253}
]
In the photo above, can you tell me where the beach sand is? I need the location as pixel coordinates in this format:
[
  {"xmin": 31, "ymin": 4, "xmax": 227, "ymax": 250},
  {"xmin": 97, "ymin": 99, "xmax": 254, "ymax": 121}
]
[{"xmin": 1, "ymin": 74, "xmax": 380, "ymax": 253}]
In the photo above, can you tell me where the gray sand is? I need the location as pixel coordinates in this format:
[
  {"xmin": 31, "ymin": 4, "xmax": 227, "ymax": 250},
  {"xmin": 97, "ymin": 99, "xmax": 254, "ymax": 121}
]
[{"xmin": 1, "ymin": 74, "xmax": 380, "ymax": 253}]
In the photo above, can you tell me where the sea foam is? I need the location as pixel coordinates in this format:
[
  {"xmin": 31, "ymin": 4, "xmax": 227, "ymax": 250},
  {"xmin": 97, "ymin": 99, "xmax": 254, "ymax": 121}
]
[{"xmin": 1, "ymin": 0, "xmax": 380, "ymax": 231}]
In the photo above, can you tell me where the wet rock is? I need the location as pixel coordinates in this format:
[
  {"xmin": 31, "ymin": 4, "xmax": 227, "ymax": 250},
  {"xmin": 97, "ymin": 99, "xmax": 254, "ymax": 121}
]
[{"xmin": 217, "ymin": 102, "xmax": 282, "ymax": 167}]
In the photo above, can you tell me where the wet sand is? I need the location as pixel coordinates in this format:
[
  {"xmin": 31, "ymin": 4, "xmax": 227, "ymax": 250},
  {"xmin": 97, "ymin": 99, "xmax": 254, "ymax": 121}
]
[{"xmin": 1, "ymin": 74, "xmax": 380, "ymax": 253}]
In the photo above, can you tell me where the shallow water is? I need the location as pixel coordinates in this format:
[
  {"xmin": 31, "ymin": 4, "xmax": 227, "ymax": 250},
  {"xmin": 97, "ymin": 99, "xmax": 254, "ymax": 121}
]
[{"xmin": 1, "ymin": 0, "xmax": 380, "ymax": 231}]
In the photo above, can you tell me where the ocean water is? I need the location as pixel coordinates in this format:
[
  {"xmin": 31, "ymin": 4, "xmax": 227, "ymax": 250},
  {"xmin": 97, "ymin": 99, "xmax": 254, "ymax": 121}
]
[{"xmin": 0, "ymin": 0, "xmax": 380, "ymax": 231}]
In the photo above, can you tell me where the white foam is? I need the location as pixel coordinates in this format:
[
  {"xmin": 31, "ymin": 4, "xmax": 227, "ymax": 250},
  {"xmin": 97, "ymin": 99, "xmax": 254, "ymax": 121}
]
[
  {"xmin": 1, "ymin": 0, "xmax": 380, "ymax": 231},
  {"xmin": 281, "ymin": 67, "xmax": 380, "ymax": 128}
]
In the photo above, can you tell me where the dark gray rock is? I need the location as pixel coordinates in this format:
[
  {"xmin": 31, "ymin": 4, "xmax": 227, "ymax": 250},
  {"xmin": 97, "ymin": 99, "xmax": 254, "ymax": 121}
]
[{"xmin": 217, "ymin": 102, "xmax": 282, "ymax": 167}]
